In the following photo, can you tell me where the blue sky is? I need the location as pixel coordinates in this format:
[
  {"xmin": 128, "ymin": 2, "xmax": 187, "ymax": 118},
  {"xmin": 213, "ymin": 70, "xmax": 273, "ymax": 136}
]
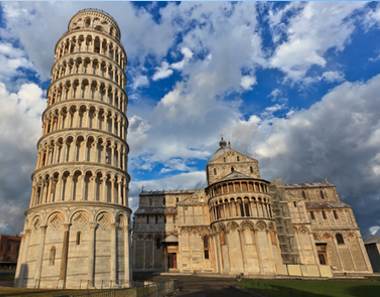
[{"xmin": 0, "ymin": 1, "xmax": 380, "ymax": 237}]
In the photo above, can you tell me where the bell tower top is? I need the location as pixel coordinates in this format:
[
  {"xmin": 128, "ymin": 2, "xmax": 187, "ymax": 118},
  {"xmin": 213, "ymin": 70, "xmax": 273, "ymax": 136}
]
[{"xmin": 68, "ymin": 8, "xmax": 121, "ymax": 39}]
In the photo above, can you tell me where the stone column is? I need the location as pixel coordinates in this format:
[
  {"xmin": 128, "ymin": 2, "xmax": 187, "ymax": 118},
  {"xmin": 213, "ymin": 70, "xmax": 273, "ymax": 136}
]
[
  {"xmin": 254, "ymin": 229, "xmax": 264, "ymax": 274},
  {"xmin": 59, "ymin": 223, "xmax": 70, "ymax": 288},
  {"xmin": 110, "ymin": 222, "xmax": 117, "ymax": 287},
  {"xmin": 102, "ymin": 178, "xmax": 107, "ymax": 202},
  {"xmin": 124, "ymin": 226, "xmax": 130, "ymax": 287},
  {"xmin": 238, "ymin": 229, "xmax": 246, "ymax": 273},
  {"xmin": 88, "ymin": 222, "xmax": 96, "ymax": 287},
  {"xmin": 89, "ymin": 176, "xmax": 96, "ymax": 201},
  {"xmin": 34, "ymin": 225, "xmax": 47, "ymax": 288},
  {"xmin": 55, "ymin": 179, "xmax": 62, "ymax": 203},
  {"xmin": 111, "ymin": 177, "xmax": 115, "ymax": 204}
]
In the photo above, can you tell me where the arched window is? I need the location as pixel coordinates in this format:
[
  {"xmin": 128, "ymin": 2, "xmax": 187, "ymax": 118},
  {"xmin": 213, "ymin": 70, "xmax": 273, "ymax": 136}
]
[
  {"xmin": 322, "ymin": 211, "xmax": 327, "ymax": 219},
  {"xmin": 336, "ymin": 233, "xmax": 344, "ymax": 245},
  {"xmin": 85, "ymin": 17, "xmax": 91, "ymax": 28},
  {"xmin": 76, "ymin": 231, "xmax": 81, "ymax": 245},
  {"xmin": 333, "ymin": 210, "xmax": 339, "ymax": 220},
  {"xmin": 49, "ymin": 246, "xmax": 56, "ymax": 265},
  {"xmin": 231, "ymin": 166, "xmax": 234, "ymax": 172},
  {"xmin": 244, "ymin": 199, "xmax": 250, "ymax": 216},
  {"xmin": 203, "ymin": 236, "xmax": 209, "ymax": 259}
]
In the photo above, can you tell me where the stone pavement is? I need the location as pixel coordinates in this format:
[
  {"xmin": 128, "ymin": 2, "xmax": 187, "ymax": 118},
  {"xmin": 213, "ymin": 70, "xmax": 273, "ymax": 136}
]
[{"xmin": 152, "ymin": 275, "xmax": 259, "ymax": 297}]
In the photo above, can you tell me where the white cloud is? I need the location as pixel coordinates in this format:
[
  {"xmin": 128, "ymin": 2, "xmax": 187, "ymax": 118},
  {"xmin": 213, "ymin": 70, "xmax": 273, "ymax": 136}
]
[
  {"xmin": 171, "ymin": 47, "xmax": 193, "ymax": 70},
  {"xmin": 0, "ymin": 41, "xmax": 34, "ymax": 82},
  {"xmin": 240, "ymin": 75, "xmax": 257, "ymax": 90},
  {"xmin": 321, "ymin": 71, "xmax": 345, "ymax": 83},
  {"xmin": 270, "ymin": 2, "xmax": 365, "ymax": 81},
  {"xmin": 250, "ymin": 74, "xmax": 380, "ymax": 233},
  {"xmin": 369, "ymin": 226, "xmax": 380, "ymax": 236},
  {"xmin": 152, "ymin": 61, "xmax": 174, "ymax": 81},
  {"xmin": 2, "ymin": 2, "xmax": 178, "ymax": 80},
  {"xmin": 364, "ymin": 3, "xmax": 380, "ymax": 28},
  {"xmin": 132, "ymin": 74, "xmax": 149, "ymax": 89},
  {"xmin": 0, "ymin": 81, "xmax": 45, "ymax": 234}
]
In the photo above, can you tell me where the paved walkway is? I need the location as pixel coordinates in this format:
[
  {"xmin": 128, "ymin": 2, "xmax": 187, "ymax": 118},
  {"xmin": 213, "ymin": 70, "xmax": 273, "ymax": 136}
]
[{"xmin": 152, "ymin": 275, "xmax": 259, "ymax": 297}]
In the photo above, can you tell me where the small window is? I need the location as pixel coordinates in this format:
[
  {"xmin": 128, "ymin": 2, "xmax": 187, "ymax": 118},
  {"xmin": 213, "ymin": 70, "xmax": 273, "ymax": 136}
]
[
  {"xmin": 176, "ymin": 197, "xmax": 179, "ymax": 203},
  {"xmin": 333, "ymin": 210, "xmax": 338, "ymax": 220},
  {"xmin": 156, "ymin": 238, "xmax": 161, "ymax": 249},
  {"xmin": 203, "ymin": 236, "xmax": 210, "ymax": 259},
  {"xmin": 213, "ymin": 168, "xmax": 217, "ymax": 175},
  {"xmin": 223, "ymin": 157, "xmax": 226, "ymax": 162},
  {"xmin": 76, "ymin": 231, "xmax": 81, "ymax": 245},
  {"xmin": 155, "ymin": 215, "xmax": 158, "ymax": 224},
  {"xmin": 146, "ymin": 215, "xmax": 150, "ymax": 224},
  {"xmin": 336, "ymin": 233, "xmax": 344, "ymax": 245},
  {"xmin": 310, "ymin": 211, "xmax": 315, "ymax": 220},
  {"xmin": 322, "ymin": 211, "xmax": 327, "ymax": 219},
  {"xmin": 49, "ymin": 246, "xmax": 56, "ymax": 265},
  {"xmin": 237, "ymin": 156, "xmax": 240, "ymax": 161},
  {"xmin": 250, "ymin": 166, "xmax": 254, "ymax": 174},
  {"xmin": 302, "ymin": 190, "xmax": 306, "ymax": 199},
  {"xmin": 231, "ymin": 166, "xmax": 234, "ymax": 172},
  {"xmin": 293, "ymin": 201, "xmax": 297, "ymax": 207},
  {"xmin": 318, "ymin": 253, "xmax": 326, "ymax": 265},
  {"xmin": 320, "ymin": 190, "xmax": 325, "ymax": 199}
]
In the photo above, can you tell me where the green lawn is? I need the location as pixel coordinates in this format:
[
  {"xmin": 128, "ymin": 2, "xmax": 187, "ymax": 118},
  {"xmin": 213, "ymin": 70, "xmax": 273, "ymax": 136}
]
[{"xmin": 238, "ymin": 279, "xmax": 380, "ymax": 297}]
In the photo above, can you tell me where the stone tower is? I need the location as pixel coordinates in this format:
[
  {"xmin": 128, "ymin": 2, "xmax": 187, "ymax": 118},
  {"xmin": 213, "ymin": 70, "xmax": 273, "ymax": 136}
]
[{"xmin": 15, "ymin": 9, "xmax": 131, "ymax": 289}]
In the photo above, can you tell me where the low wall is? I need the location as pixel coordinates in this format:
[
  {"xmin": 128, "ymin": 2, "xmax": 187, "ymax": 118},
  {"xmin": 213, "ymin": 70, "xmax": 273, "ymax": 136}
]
[{"xmin": 285, "ymin": 264, "xmax": 332, "ymax": 278}]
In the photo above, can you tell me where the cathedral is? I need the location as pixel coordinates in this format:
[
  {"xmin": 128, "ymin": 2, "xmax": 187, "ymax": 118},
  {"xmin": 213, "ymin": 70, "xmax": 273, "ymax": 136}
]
[{"xmin": 132, "ymin": 138, "xmax": 373, "ymax": 277}]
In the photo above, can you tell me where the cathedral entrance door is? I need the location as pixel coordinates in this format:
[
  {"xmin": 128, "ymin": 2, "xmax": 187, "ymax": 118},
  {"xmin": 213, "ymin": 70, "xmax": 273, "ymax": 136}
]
[{"xmin": 168, "ymin": 253, "xmax": 177, "ymax": 269}]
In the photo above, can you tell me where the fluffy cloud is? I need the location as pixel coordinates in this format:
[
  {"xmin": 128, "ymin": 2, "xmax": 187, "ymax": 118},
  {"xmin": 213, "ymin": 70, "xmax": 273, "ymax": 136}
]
[
  {"xmin": 0, "ymin": 1, "xmax": 379, "ymax": 238},
  {"xmin": 152, "ymin": 61, "xmax": 173, "ymax": 81},
  {"xmin": 248, "ymin": 75, "xmax": 380, "ymax": 234},
  {"xmin": 270, "ymin": 2, "xmax": 365, "ymax": 80},
  {"xmin": 2, "ymin": 2, "xmax": 178, "ymax": 80},
  {"xmin": 320, "ymin": 71, "xmax": 345, "ymax": 83},
  {"xmin": 0, "ymin": 42, "xmax": 34, "ymax": 83},
  {"xmin": 240, "ymin": 75, "xmax": 257, "ymax": 90},
  {"xmin": 0, "ymin": 82, "xmax": 45, "ymax": 234}
]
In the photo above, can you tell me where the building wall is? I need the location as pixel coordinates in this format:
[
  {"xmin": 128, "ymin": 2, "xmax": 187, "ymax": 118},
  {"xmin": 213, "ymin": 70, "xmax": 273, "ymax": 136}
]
[
  {"xmin": 206, "ymin": 149, "xmax": 260, "ymax": 185},
  {"xmin": 284, "ymin": 184, "xmax": 372, "ymax": 274},
  {"xmin": 15, "ymin": 204, "xmax": 131, "ymax": 289},
  {"xmin": 365, "ymin": 242, "xmax": 380, "ymax": 272},
  {"xmin": 132, "ymin": 145, "xmax": 372, "ymax": 277}
]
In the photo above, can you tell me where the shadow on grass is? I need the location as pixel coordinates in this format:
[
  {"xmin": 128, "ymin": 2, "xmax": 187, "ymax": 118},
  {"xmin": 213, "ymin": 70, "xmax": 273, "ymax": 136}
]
[
  {"xmin": 348, "ymin": 285, "xmax": 380, "ymax": 297},
  {"xmin": 245, "ymin": 285, "xmax": 333, "ymax": 297},
  {"xmin": 240, "ymin": 280, "xmax": 380, "ymax": 297}
]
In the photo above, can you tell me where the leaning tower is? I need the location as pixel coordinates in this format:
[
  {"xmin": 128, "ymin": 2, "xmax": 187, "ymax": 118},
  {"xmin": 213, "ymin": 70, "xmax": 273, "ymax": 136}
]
[{"xmin": 15, "ymin": 9, "xmax": 131, "ymax": 289}]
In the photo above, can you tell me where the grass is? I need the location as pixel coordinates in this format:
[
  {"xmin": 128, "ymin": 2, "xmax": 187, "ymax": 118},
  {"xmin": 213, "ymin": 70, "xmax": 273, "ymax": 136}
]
[{"xmin": 238, "ymin": 279, "xmax": 380, "ymax": 297}]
